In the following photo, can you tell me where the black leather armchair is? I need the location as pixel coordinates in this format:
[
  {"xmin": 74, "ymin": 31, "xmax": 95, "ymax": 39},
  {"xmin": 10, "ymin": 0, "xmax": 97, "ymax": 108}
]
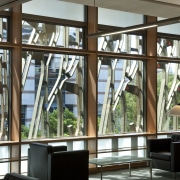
[
  {"xmin": 4, "ymin": 173, "xmax": 39, "ymax": 180},
  {"xmin": 147, "ymin": 134, "xmax": 180, "ymax": 176},
  {"xmin": 28, "ymin": 142, "xmax": 89, "ymax": 180}
]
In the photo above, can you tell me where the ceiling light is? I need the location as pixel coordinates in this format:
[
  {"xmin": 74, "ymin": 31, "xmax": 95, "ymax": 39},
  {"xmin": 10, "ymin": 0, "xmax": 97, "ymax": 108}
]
[
  {"xmin": 102, "ymin": 24, "xmax": 158, "ymax": 37},
  {"xmin": 88, "ymin": 16, "xmax": 180, "ymax": 38}
]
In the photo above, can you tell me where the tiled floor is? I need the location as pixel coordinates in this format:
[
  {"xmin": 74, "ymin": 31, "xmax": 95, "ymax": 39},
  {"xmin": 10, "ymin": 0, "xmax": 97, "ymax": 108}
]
[{"xmin": 89, "ymin": 167, "xmax": 178, "ymax": 180}]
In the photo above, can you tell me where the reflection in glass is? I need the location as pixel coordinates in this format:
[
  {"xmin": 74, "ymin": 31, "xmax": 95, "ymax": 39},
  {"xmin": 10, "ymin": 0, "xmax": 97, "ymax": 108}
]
[
  {"xmin": 22, "ymin": 51, "xmax": 85, "ymax": 139},
  {"xmin": 157, "ymin": 62, "xmax": 180, "ymax": 131},
  {"xmin": 157, "ymin": 37, "xmax": 180, "ymax": 58},
  {"xmin": 98, "ymin": 34, "xmax": 143, "ymax": 54},
  {"xmin": 22, "ymin": 20, "xmax": 83, "ymax": 49},
  {"xmin": 98, "ymin": 58, "xmax": 144, "ymax": 135}
]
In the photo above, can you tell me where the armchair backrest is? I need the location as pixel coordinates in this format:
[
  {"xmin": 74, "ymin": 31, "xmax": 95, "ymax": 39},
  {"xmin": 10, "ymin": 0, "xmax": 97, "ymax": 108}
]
[
  {"xmin": 28, "ymin": 143, "xmax": 67, "ymax": 180},
  {"xmin": 49, "ymin": 150, "xmax": 89, "ymax": 180}
]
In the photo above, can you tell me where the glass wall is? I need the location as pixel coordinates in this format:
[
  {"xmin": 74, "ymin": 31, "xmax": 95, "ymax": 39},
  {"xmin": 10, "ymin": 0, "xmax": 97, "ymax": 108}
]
[
  {"xmin": 21, "ymin": 1, "xmax": 86, "ymax": 140},
  {"xmin": 157, "ymin": 61, "xmax": 180, "ymax": 131},
  {"xmin": 0, "ymin": 49, "xmax": 10, "ymax": 141},
  {"xmin": 97, "ymin": 32, "xmax": 145, "ymax": 135},
  {"xmin": 0, "ymin": 18, "xmax": 9, "ymax": 141},
  {"xmin": 22, "ymin": 51, "xmax": 86, "ymax": 139},
  {"xmin": 98, "ymin": 57, "xmax": 144, "ymax": 135},
  {"xmin": 1, "ymin": 0, "xmax": 180, "ymax": 177}
]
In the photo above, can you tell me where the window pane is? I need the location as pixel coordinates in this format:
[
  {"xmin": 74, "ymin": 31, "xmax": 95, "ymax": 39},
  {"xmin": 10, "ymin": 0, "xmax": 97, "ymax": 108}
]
[
  {"xmin": 0, "ymin": 18, "xmax": 8, "ymax": 42},
  {"xmin": 157, "ymin": 37, "xmax": 180, "ymax": 58},
  {"xmin": 157, "ymin": 61, "xmax": 180, "ymax": 131},
  {"xmin": 21, "ymin": 144, "xmax": 29, "ymax": 174},
  {"xmin": 98, "ymin": 58, "xmax": 144, "ymax": 135},
  {"xmin": 0, "ymin": 146, "xmax": 9, "ymax": 176},
  {"xmin": 98, "ymin": 34, "xmax": 143, "ymax": 54},
  {"xmin": 0, "ymin": 49, "xmax": 10, "ymax": 141},
  {"xmin": 22, "ymin": 0, "xmax": 84, "ymax": 21},
  {"xmin": 22, "ymin": 51, "xmax": 86, "ymax": 139},
  {"xmin": 22, "ymin": 20, "xmax": 84, "ymax": 49}
]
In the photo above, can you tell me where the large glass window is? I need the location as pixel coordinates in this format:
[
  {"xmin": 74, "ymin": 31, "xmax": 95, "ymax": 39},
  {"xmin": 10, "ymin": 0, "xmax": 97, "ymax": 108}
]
[
  {"xmin": 157, "ymin": 61, "xmax": 180, "ymax": 132},
  {"xmin": 21, "ymin": 51, "xmax": 86, "ymax": 139},
  {"xmin": 0, "ymin": 49, "xmax": 10, "ymax": 141},
  {"xmin": 98, "ymin": 57, "xmax": 144, "ymax": 135},
  {"xmin": 22, "ymin": 20, "xmax": 84, "ymax": 49}
]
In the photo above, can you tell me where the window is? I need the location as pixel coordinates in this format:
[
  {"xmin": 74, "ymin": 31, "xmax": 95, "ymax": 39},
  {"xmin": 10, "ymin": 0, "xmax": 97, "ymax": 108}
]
[
  {"xmin": 0, "ymin": 49, "xmax": 10, "ymax": 141},
  {"xmin": 98, "ymin": 34, "xmax": 143, "ymax": 54},
  {"xmin": 22, "ymin": 51, "xmax": 86, "ymax": 139},
  {"xmin": 98, "ymin": 58, "xmax": 144, "ymax": 135},
  {"xmin": 0, "ymin": 18, "xmax": 8, "ymax": 42},
  {"xmin": 157, "ymin": 61, "xmax": 180, "ymax": 131},
  {"xmin": 22, "ymin": 20, "xmax": 84, "ymax": 49},
  {"xmin": 157, "ymin": 37, "xmax": 180, "ymax": 58}
]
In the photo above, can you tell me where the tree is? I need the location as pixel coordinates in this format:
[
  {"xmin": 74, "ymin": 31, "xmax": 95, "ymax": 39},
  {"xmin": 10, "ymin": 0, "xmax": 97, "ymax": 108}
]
[
  {"xmin": 21, "ymin": 108, "xmax": 77, "ymax": 139},
  {"xmin": 48, "ymin": 108, "xmax": 77, "ymax": 136}
]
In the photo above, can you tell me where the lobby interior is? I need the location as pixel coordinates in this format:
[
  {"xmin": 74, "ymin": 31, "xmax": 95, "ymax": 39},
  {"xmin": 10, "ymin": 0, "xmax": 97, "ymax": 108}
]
[{"xmin": 0, "ymin": 0, "xmax": 180, "ymax": 179}]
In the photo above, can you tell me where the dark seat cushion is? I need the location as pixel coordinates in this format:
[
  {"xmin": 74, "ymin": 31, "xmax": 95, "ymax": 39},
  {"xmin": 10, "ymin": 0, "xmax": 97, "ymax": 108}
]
[
  {"xmin": 150, "ymin": 151, "xmax": 171, "ymax": 161},
  {"xmin": 4, "ymin": 173, "xmax": 39, "ymax": 180}
]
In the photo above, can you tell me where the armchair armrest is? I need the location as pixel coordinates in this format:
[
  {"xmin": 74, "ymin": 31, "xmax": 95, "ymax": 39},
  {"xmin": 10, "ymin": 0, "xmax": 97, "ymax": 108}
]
[
  {"xmin": 147, "ymin": 138, "xmax": 171, "ymax": 157},
  {"xmin": 171, "ymin": 142, "xmax": 180, "ymax": 171}
]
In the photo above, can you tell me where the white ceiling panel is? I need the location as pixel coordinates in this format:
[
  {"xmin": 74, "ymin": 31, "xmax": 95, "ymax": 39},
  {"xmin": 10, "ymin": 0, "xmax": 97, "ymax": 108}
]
[
  {"xmin": 0, "ymin": 0, "xmax": 31, "ymax": 9},
  {"xmin": 59, "ymin": 0, "xmax": 94, "ymax": 6},
  {"xmin": 59, "ymin": 0, "xmax": 180, "ymax": 18}
]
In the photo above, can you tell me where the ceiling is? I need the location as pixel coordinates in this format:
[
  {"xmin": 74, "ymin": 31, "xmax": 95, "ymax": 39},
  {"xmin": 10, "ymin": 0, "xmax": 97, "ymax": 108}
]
[
  {"xmin": 0, "ymin": 0, "xmax": 180, "ymax": 18},
  {"xmin": 0, "ymin": 0, "xmax": 31, "ymax": 10},
  {"xmin": 59, "ymin": 0, "xmax": 180, "ymax": 18}
]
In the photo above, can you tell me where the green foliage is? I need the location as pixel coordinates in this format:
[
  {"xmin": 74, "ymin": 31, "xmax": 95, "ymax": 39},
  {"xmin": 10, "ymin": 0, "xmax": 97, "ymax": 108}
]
[
  {"xmin": 125, "ymin": 93, "xmax": 137, "ymax": 125},
  {"xmin": 63, "ymin": 108, "xmax": 77, "ymax": 134},
  {"xmin": 21, "ymin": 125, "xmax": 29, "ymax": 140},
  {"xmin": 21, "ymin": 108, "xmax": 77, "ymax": 139},
  {"xmin": 47, "ymin": 108, "xmax": 77, "ymax": 137},
  {"xmin": 114, "ymin": 92, "xmax": 137, "ymax": 133},
  {"xmin": 48, "ymin": 109, "xmax": 58, "ymax": 137}
]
